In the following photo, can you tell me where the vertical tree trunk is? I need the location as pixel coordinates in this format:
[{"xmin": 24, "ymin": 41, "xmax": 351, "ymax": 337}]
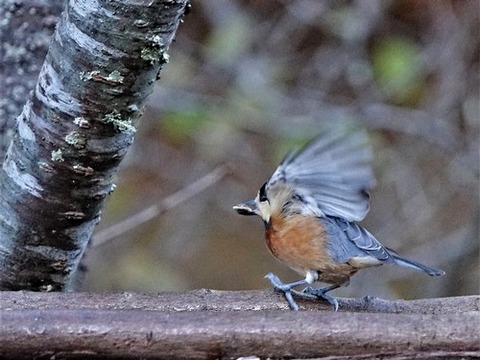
[{"xmin": 0, "ymin": 0, "xmax": 189, "ymax": 291}]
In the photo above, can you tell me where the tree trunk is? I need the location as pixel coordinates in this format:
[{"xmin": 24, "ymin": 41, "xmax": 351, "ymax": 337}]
[
  {"xmin": 0, "ymin": 0, "xmax": 64, "ymax": 156},
  {"xmin": 0, "ymin": 0, "xmax": 189, "ymax": 291}
]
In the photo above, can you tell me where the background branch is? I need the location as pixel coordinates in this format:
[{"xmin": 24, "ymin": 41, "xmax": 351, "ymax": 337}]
[{"xmin": 93, "ymin": 164, "xmax": 232, "ymax": 247}]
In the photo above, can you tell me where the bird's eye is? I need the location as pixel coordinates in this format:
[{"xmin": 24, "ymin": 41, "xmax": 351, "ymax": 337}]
[{"xmin": 259, "ymin": 182, "xmax": 268, "ymax": 202}]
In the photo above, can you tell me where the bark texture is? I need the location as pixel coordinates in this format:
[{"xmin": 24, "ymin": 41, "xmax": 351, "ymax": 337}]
[
  {"xmin": 0, "ymin": 0, "xmax": 189, "ymax": 291},
  {"xmin": 0, "ymin": 0, "xmax": 64, "ymax": 156},
  {"xmin": 0, "ymin": 291, "xmax": 478, "ymax": 359}
]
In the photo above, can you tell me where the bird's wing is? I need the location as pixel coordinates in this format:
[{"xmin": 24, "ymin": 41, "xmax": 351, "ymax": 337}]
[
  {"xmin": 335, "ymin": 217, "xmax": 392, "ymax": 261},
  {"xmin": 322, "ymin": 216, "xmax": 394, "ymax": 263},
  {"xmin": 266, "ymin": 125, "xmax": 375, "ymax": 222}
]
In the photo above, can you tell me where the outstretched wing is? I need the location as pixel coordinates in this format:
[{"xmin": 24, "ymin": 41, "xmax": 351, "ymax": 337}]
[{"xmin": 266, "ymin": 125, "xmax": 375, "ymax": 222}]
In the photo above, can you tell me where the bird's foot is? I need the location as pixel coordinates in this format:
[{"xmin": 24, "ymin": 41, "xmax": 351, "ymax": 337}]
[
  {"xmin": 265, "ymin": 272, "xmax": 292, "ymax": 292},
  {"xmin": 303, "ymin": 285, "xmax": 339, "ymax": 311},
  {"xmin": 265, "ymin": 272, "xmax": 311, "ymax": 311}
]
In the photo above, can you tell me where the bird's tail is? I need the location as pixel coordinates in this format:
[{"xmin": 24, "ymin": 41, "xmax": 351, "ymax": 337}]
[{"xmin": 392, "ymin": 254, "xmax": 445, "ymax": 276}]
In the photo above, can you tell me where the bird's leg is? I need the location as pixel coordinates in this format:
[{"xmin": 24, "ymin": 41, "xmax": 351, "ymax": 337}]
[
  {"xmin": 265, "ymin": 272, "xmax": 316, "ymax": 311},
  {"xmin": 303, "ymin": 284, "xmax": 341, "ymax": 311}
]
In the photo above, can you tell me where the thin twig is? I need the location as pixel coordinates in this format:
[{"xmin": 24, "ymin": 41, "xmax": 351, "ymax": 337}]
[{"xmin": 92, "ymin": 164, "xmax": 232, "ymax": 247}]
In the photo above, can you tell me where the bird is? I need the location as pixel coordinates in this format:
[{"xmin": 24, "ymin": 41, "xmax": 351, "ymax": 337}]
[{"xmin": 233, "ymin": 125, "xmax": 445, "ymax": 311}]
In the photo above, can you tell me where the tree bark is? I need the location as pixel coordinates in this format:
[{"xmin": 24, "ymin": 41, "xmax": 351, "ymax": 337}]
[
  {"xmin": 0, "ymin": 291, "xmax": 478, "ymax": 359},
  {"xmin": 0, "ymin": 0, "xmax": 189, "ymax": 291},
  {"xmin": 0, "ymin": 0, "xmax": 64, "ymax": 156}
]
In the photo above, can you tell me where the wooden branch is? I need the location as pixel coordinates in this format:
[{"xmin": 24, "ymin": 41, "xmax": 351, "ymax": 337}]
[
  {"xmin": 1, "ymin": 289, "xmax": 478, "ymax": 314},
  {"xmin": 1, "ymin": 291, "xmax": 478, "ymax": 359}
]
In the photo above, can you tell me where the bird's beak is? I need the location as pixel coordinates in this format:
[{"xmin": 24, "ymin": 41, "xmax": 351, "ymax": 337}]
[{"xmin": 233, "ymin": 199, "xmax": 258, "ymax": 216}]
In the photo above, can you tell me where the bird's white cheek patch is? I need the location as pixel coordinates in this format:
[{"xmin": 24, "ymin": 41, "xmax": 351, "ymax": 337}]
[{"xmin": 258, "ymin": 201, "xmax": 271, "ymax": 223}]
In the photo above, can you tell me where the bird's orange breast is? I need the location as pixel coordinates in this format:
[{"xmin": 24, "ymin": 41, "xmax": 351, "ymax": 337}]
[{"xmin": 265, "ymin": 214, "xmax": 357, "ymax": 284}]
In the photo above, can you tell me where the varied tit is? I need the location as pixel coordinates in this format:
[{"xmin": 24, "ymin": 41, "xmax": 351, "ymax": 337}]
[{"xmin": 233, "ymin": 127, "xmax": 445, "ymax": 311}]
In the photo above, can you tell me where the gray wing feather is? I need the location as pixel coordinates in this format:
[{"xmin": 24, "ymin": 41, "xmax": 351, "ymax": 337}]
[
  {"xmin": 322, "ymin": 216, "xmax": 394, "ymax": 263},
  {"xmin": 267, "ymin": 125, "xmax": 375, "ymax": 221}
]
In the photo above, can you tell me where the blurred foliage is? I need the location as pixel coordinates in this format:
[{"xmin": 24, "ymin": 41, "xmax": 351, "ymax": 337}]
[
  {"xmin": 371, "ymin": 36, "xmax": 425, "ymax": 104},
  {"xmin": 83, "ymin": 0, "xmax": 479, "ymax": 300},
  {"xmin": 160, "ymin": 109, "xmax": 208, "ymax": 145}
]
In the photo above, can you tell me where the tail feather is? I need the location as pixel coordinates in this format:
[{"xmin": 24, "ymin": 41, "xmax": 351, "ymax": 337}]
[{"xmin": 392, "ymin": 254, "xmax": 445, "ymax": 276}]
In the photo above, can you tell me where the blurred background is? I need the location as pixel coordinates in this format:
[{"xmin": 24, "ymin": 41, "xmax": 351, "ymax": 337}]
[{"xmin": 82, "ymin": 0, "xmax": 479, "ymax": 300}]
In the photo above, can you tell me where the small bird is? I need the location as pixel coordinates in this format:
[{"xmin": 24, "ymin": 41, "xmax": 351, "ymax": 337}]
[{"xmin": 233, "ymin": 126, "xmax": 445, "ymax": 311}]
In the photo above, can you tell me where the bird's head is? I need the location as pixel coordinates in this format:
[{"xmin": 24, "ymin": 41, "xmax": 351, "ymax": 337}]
[
  {"xmin": 233, "ymin": 182, "xmax": 271, "ymax": 223},
  {"xmin": 233, "ymin": 182, "xmax": 304, "ymax": 224}
]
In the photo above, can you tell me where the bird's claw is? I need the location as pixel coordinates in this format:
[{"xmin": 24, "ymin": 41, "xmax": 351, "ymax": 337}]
[
  {"xmin": 265, "ymin": 273, "xmax": 340, "ymax": 311},
  {"xmin": 302, "ymin": 286, "xmax": 314, "ymax": 294},
  {"xmin": 265, "ymin": 272, "xmax": 299, "ymax": 310},
  {"xmin": 303, "ymin": 286, "xmax": 339, "ymax": 311},
  {"xmin": 284, "ymin": 291, "xmax": 299, "ymax": 311},
  {"xmin": 265, "ymin": 272, "xmax": 292, "ymax": 292}
]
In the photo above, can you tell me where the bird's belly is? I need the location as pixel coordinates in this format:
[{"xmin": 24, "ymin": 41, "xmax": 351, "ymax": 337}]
[{"xmin": 266, "ymin": 215, "xmax": 356, "ymax": 284}]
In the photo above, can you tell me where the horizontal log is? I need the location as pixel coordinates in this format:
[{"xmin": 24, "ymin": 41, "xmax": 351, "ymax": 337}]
[
  {"xmin": 0, "ymin": 309, "xmax": 478, "ymax": 359},
  {"xmin": 0, "ymin": 291, "xmax": 478, "ymax": 359},
  {"xmin": 1, "ymin": 290, "xmax": 479, "ymax": 314}
]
